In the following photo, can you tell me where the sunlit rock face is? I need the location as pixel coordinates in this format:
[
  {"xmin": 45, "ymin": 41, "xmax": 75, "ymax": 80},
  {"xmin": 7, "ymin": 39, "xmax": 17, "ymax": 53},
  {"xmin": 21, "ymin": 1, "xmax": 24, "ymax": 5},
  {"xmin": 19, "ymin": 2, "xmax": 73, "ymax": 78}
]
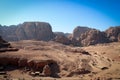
[
  {"xmin": 79, "ymin": 29, "xmax": 108, "ymax": 46},
  {"xmin": 0, "ymin": 22, "xmax": 55, "ymax": 41},
  {"xmin": 105, "ymin": 26, "xmax": 120, "ymax": 42},
  {"xmin": 16, "ymin": 22, "xmax": 55, "ymax": 41},
  {"xmin": 72, "ymin": 26, "xmax": 92, "ymax": 40}
]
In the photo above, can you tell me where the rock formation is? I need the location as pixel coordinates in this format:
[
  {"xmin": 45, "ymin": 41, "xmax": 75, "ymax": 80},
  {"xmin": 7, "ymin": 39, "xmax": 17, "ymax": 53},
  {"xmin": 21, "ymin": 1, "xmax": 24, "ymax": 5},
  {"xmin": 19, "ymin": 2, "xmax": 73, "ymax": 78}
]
[
  {"xmin": 105, "ymin": 26, "xmax": 120, "ymax": 42},
  {"xmin": 0, "ymin": 25, "xmax": 18, "ymax": 41},
  {"xmin": 16, "ymin": 22, "xmax": 55, "ymax": 41},
  {"xmin": 0, "ymin": 22, "xmax": 55, "ymax": 41},
  {"xmin": 79, "ymin": 29, "xmax": 108, "ymax": 46},
  {"xmin": 0, "ymin": 22, "xmax": 120, "ymax": 46},
  {"xmin": 72, "ymin": 26, "xmax": 92, "ymax": 40}
]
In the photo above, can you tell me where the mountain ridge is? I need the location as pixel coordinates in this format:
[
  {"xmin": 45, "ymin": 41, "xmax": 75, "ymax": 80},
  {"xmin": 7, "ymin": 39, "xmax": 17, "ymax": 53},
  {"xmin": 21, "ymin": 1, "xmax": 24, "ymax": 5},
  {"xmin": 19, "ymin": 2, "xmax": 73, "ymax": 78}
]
[{"xmin": 0, "ymin": 22, "xmax": 120, "ymax": 46}]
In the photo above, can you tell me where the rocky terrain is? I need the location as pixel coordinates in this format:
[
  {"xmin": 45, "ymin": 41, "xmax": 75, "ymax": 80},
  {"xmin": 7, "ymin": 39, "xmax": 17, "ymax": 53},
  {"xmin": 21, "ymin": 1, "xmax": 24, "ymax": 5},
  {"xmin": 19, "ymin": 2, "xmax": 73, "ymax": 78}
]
[
  {"xmin": 0, "ymin": 22, "xmax": 120, "ymax": 80},
  {"xmin": 0, "ymin": 36, "xmax": 120, "ymax": 80},
  {"xmin": 0, "ymin": 36, "xmax": 18, "ymax": 52}
]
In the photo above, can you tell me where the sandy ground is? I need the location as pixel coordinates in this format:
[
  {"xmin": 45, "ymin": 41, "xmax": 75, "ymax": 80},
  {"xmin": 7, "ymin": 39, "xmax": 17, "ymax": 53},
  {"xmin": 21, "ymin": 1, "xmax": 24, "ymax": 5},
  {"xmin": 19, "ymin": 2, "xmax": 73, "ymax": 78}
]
[{"xmin": 0, "ymin": 41, "xmax": 120, "ymax": 80}]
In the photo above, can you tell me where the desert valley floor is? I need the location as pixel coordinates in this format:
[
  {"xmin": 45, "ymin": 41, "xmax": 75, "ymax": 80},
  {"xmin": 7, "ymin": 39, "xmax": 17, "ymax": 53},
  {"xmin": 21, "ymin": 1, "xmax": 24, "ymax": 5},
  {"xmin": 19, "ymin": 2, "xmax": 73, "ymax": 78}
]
[{"xmin": 0, "ymin": 40, "xmax": 120, "ymax": 80}]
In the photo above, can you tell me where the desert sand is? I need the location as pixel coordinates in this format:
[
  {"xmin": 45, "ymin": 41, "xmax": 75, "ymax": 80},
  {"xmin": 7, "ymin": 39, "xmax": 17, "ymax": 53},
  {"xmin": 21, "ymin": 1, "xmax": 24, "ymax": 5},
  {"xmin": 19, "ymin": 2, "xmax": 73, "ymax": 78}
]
[{"xmin": 0, "ymin": 40, "xmax": 120, "ymax": 80}]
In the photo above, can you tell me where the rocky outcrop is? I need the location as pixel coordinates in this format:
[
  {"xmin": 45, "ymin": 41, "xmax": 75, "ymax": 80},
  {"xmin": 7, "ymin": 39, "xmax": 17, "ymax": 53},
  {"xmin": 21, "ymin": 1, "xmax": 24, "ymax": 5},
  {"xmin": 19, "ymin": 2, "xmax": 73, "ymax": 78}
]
[
  {"xmin": 73, "ymin": 26, "xmax": 92, "ymax": 40},
  {"xmin": 0, "ymin": 25, "xmax": 18, "ymax": 41},
  {"xmin": 53, "ymin": 34, "xmax": 81, "ymax": 46},
  {"xmin": 0, "ymin": 55, "xmax": 59, "ymax": 77},
  {"xmin": 16, "ymin": 22, "xmax": 55, "ymax": 41},
  {"xmin": 79, "ymin": 29, "xmax": 108, "ymax": 46},
  {"xmin": 0, "ymin": 22, "xmax": 55, "ymax": 41},
  {"xmin": 105, "ymin": 26, "xmax": 120, "ymax": 42},
  {"xmin": 0, "ymin": 36, "xmax": 19, "ymax": 52},
  {"xmin": 1, "ymin": 22, "xmax": 120, "ymax": 46}
]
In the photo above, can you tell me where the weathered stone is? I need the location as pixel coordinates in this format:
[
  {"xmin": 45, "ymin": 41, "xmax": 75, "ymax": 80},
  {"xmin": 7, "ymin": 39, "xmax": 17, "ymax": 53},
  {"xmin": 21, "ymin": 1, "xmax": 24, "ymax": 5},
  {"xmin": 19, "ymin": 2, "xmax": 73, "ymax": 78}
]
[
  {"xmin": 0, "ymin": 22, "xmax": 55, "ymax": 41},
  {"xmin": 42, "ymin": 65, "xmax": 51, "ymax": 76},
  {"xmin": 16, "ymin": 22, "xmax": 55, "ymax": 41},
  {"xmin": 105, "ymin": 26, "xmax": 120, "ymax": 42},
  {"xmin": 73, "ymin": 26, "xmax": 92, "ymax": 40},
  {"xmin": 79, "ymin": 29, "xmax": 108, "ymax": 46}
]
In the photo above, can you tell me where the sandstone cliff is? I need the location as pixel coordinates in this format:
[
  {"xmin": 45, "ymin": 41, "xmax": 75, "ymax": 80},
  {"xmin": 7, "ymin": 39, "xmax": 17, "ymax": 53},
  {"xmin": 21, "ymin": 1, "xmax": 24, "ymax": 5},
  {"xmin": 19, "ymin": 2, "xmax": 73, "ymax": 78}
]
[
  {"xmin": 105, "ymin": 26, "xmax": 120, "ymax": 42},
  {"xmin": 0, "ymin": 22, "xmax": 55, "ymax": 41},
  {"xmin": 72, "ymin": 26, "xmax": 92, "ymax": 40},
  {"xmin": 79, "ymin": 29, "xmax": 108, "ymax": 46}
]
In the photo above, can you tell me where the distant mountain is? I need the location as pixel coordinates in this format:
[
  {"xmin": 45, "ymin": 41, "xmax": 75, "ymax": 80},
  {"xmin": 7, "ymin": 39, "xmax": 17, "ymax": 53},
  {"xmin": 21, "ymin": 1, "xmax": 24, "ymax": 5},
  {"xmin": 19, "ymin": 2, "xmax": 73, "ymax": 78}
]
[
  {"xmin": 0, "ymin": 22, "xmax": 55, "ymax": 41},
  {"xmin": 0, "ymin": 22, "xmax": 120, "ymax": 46},
  {"xmin": 54, "ymin": 32, "xmax": 71, "ymax": 38}
]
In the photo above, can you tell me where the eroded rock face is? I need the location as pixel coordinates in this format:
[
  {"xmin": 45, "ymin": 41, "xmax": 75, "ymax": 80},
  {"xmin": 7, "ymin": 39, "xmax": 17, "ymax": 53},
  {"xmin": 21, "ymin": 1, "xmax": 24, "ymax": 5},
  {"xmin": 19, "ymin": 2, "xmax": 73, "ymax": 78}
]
[
  {"xmin": 105, "ymin": 26, "xmax": 120, "ymax": 42},
  {"xmin": 73, "ymin": 26, "xmax": 92, "ymax": 40},
  {"xmin": 0, "ymin": 25, "xmax": 18, "ymax": 41},
  {"xmin": 16, "ymin": 22, "xmax": 55, "ymax": 41},
  {"xmin": 79, "ymin": 29, "xmax": 108, "ymax": 46},
  {"xmin": 0, "ymin": 22, "xmax": 55, "ymax": 41}
]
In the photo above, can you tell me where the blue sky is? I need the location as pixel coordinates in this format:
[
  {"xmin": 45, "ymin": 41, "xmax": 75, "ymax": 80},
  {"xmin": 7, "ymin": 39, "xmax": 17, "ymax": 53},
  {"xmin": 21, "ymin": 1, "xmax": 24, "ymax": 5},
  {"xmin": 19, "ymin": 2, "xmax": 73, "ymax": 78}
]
[{"xmin": 0, "ymin": 0, "xmax": 120, "ymax": 33}]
